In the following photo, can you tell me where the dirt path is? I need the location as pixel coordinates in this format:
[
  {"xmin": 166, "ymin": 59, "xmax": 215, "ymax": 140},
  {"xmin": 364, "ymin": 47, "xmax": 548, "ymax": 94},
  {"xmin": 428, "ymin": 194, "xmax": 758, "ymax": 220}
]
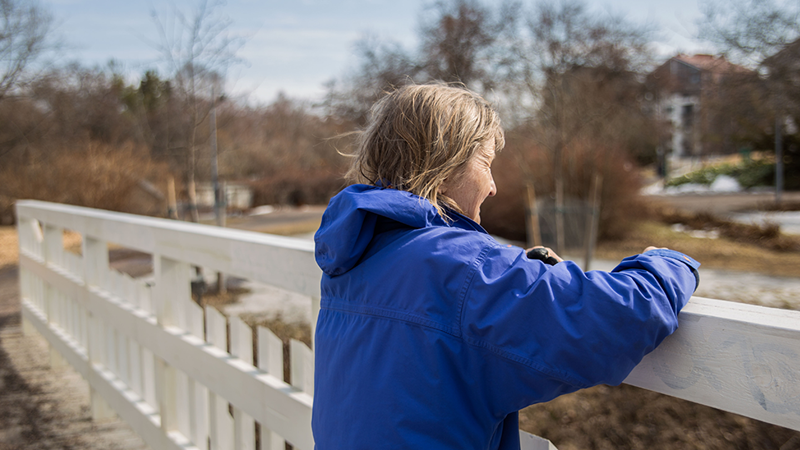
[{"xmin": 0, "ymin": 264, "xmax": 148, "ymax": 450}]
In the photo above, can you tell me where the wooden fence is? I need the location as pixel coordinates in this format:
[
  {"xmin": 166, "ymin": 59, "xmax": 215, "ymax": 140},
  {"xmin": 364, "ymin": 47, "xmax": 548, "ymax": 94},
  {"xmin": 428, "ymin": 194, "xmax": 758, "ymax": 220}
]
[{"xmin": 15, "ymin": 200, "xmax": 800, "ymax": 450}]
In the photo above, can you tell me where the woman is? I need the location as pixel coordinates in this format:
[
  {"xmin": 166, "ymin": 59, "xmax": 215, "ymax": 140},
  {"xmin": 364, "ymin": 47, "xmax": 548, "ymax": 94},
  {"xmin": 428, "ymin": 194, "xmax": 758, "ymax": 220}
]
[{"xmin": 313, "ymin": 83, "xmax": 699, "ymax": 449}]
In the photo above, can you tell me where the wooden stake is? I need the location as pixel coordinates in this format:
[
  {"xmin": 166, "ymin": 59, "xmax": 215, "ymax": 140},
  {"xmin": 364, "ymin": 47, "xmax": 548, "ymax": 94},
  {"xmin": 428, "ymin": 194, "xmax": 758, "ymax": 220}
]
[
  {"xmin": 583, "ymin": 172, "xmax": 603, "ymax": 271},
  {"xmin": 525, "ymin": 182, "xmax": 542, "ymax": 248},
  {"xmin": 167, "ymin": 176, "xmax": 178, "ymax": 220}
]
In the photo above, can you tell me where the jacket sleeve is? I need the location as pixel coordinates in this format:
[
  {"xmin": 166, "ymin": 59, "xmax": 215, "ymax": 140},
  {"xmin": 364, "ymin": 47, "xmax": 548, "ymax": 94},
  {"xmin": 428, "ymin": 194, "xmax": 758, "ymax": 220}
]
[{"xmin": 458, "ymin": 245, "xmax": 699, "ymax": 409}]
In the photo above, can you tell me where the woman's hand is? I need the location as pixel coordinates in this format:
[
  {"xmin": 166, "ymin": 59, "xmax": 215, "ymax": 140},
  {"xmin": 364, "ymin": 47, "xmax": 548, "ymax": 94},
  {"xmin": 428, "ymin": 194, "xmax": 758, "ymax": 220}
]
[
  {"xmin": 643, "ymin": 246, "xmax": 667, "ymax": 253},
  {"xmin": 525, "ymin": 246, "xmax": 563, "ymax": 264}
]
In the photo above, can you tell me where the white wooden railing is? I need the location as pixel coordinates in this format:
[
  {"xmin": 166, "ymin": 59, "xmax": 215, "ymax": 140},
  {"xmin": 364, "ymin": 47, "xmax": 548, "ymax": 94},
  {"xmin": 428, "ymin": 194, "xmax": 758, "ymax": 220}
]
[{"xmin": 15, "ymin": 200, "xmax": 800, "ymax": 450}]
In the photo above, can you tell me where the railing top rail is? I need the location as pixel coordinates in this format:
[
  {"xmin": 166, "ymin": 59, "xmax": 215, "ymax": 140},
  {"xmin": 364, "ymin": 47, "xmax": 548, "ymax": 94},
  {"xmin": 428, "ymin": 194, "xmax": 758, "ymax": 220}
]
[
  {"xmin": 16, "ymin": 200, "xmax": 314, "ymax": 252},
  {"xmin": 685, "ymin": 296, "xmax": 800, "ymax": 331},
  {"xmin": 16, "ymin": 200, "xmax": 321, "ymax": 298}
]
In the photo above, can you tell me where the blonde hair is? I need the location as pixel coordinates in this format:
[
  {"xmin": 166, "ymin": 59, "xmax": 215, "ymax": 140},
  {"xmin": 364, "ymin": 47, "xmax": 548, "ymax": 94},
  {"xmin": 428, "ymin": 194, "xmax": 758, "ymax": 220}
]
[{"xmin": 347, "ymin": 83, "xmax": 504, "ymax": 218}]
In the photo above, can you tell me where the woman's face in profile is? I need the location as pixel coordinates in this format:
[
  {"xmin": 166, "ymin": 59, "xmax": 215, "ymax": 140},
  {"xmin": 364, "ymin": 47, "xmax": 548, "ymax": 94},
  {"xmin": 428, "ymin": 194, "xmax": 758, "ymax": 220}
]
[{"xmin": 439, "ymin": 141, "xmax": 497, "ymax": 224}]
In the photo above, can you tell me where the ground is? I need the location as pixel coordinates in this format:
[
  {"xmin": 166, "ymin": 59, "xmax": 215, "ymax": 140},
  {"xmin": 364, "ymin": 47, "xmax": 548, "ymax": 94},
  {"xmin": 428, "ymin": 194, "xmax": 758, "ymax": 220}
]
[
  {"xmin": 1, "ymin": 195, "xmax": 800, "ymax": 449},
  {"xmin": 0, "ymin": 266, "xmax": 148, "ymax": 450}
]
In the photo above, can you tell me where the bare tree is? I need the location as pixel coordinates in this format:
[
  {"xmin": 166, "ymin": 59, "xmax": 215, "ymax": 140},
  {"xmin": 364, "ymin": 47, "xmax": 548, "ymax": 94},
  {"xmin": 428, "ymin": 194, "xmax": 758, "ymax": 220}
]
[
  {"xmin": 699, "ymin": 0, "xmax": 799, "ymax": 67},
  {"xmin": 324, "ymin": 0, "xmax": 513, "ymax": 124},
  {"xmin": 418, "ymin": 0, "xmax": 512, "ymax": 91},
  {"xmin": 507, "ymin": 0, "xmax": 655, "ymax": 254},
  {"xmin": 323, "ymin": 35, "xmax": 420, "ymax": 125},
  {"xmin": 0, "ymin": 0, "xmax": 56, "ymax": 100},
  {"xmin": 699, "ymin": 0, "xmax": 800, "ymax": 199},
  {"xmin": 149, "ymin": 0, "xmax": 245, "ymax": 221}
]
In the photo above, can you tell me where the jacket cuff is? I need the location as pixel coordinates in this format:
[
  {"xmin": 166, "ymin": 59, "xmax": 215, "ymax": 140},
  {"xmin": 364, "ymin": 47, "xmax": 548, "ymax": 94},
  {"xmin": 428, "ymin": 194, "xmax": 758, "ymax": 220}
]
[{"xmin": 644, "ymin": 248, "xmax": 701, "ymax": 290}]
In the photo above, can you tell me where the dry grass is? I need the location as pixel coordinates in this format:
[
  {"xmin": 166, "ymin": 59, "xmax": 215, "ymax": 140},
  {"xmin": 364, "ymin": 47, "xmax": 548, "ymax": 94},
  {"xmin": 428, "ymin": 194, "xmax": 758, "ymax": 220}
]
[
  {"xmin": 240, "ymin": 312, "xmax": 312, "ymax": 383},
  {"xmin": 596, "ymin": 220, "xmax": 800, "ymax": 278},
  {"xmin": 0, "ymin": 226, "xmax": 83, "ymax": 269},
  {"xmin": 192, "ymin": 285, "xmax": 251, "ymax": 311},
  {"xmin": 0, "ymin": 226, "xmax": 18, "ymax": 268},
  {"xmin": 521, "ymin": 384, "xmax": 799, "ymax": 450},
  {"xmin": 221, "ymin": 217, "xmax": 321, "ymax": 237}
]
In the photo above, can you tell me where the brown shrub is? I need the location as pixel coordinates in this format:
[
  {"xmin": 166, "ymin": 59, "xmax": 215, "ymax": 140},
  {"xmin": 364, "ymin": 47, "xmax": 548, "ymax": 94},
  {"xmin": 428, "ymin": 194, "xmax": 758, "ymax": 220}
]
[
  {"xmin": 248, "ymin": 167, "xmax": 346, "ymax": 207},
  {"xmin": 481, "ymin": 130, "xmax": 647, "ymax": 244},
  {"xmin": 0, "ymin": 141, "xmax": 171, "ymax": 219}
]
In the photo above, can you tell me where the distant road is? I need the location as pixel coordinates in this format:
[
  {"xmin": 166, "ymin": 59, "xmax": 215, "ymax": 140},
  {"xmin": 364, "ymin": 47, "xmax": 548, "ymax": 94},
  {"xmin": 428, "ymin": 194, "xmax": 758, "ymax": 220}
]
[
  {"xmin": 646, "ymin": 191, "xmax": 800, "ymax": 215},
  {"xmin": 204, "ymin": 205, "xmax": 326, "ymax": 234}
]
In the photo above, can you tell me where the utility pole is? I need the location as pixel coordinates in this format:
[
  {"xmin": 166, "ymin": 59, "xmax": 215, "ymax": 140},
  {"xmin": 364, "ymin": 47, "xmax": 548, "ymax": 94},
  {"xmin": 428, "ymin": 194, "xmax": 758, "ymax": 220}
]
[
  {"xmin": 210, "ymin": 83, "xmax": 226, "ymax": 293},
  {"xmin": 775, "ymin": 115, "xmax": 784, "ymax": 206}
]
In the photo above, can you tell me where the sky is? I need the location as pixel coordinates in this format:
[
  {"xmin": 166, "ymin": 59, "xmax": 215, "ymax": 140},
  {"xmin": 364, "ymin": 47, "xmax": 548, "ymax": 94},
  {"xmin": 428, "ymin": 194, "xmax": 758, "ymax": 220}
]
[{"xmin": 42, "ymin": 0, "xmax": 713, "ymax": 104}]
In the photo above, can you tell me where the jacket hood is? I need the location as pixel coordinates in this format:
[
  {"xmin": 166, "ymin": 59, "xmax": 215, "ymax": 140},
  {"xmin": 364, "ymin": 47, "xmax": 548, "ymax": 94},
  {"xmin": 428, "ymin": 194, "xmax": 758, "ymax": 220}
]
[{"xmin": 315, "ymin": 184, "xmax": 455, "ymax": 276}]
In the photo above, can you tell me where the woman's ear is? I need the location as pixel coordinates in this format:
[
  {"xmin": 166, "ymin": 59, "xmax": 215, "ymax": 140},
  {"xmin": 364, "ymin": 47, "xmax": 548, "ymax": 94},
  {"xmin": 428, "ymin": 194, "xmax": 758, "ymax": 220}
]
[{"xmin": 438, "ymin": 180, "xmax": 449, "ymax": 195}]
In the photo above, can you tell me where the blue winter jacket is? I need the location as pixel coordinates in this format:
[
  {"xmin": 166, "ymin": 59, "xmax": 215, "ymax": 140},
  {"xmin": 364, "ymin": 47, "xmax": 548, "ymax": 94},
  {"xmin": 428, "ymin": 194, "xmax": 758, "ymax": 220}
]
[{"xmin": 313, "ymin": 184, "xmax": 699, "ymax": 450}]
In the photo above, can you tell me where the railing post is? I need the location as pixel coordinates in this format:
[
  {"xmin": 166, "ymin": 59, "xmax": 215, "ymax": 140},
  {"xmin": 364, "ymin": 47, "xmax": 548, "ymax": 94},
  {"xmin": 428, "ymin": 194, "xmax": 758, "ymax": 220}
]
[
  {"xmin": 290, "ymin": 340, "xmax": 314, "ymax": 397},
  {"xmin": 311, "ymin": 296, "xmax": 320, "ymax": 350},
  {"xmin": 257, "ymin": 326, "xmax": 286, "ymax": 450},
  {"xmin": 231, "ymin": 316, "xmax": 256, "ymax": 450},
  {"xmin": 42, "ymin": 225, "xmax": 58, "ymax": 326},
  {"xmin": 187, "ymin": 300, "xmax": 210, "ymax": 450},
  {"xmin": 16, "ymin": 217, "xmax": 35, "ymax": 336},
  {"xmin": 83, "ymin": 236, "xmax": 116, "ymax": 421},
  {"xmin": 153, "ymin": 255, "xmax": 190, "ymax": 436},
  {"xmin": 43, "ymin": 224, "xmax": 63, "ymax": 268},
  {"xmin": 206, "ymin": 306, "xmax": 234, "ymax": 449},
  {"xmin": 42, "ymin": 224, "xmax": 68, "ymax": 369}
]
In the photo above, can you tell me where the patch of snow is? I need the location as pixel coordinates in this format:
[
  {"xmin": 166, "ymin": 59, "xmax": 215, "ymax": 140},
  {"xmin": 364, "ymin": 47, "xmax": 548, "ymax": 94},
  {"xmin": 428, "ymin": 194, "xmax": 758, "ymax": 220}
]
[
  {"xmin": 249, "ymin": 205, "xmax": 275, "ymax": 215},
  {"xmin": 661, "ymin": 183, "xmax": 712, "ymax": 195},
  {"xmin": 709, "ymin": 175, "xmax": 741, "ymax": 192},
  {"xmin": 670, "ymin": 223, "xmax": 720, "ymax": 239},
  {"xmin": 729, "ymin": 211, "xmax": 800, "ymax": 236}
]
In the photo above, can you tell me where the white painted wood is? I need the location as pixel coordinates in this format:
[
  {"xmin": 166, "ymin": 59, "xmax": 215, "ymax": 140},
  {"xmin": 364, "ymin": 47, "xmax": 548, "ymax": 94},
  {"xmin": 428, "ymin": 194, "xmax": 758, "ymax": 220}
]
[
  {"xmin": 22, "ymin": 299, "xmax": 198, "ymax": 450},
  {"xmin": 231, "ymin": 317, "xmax": 256, "ymax": 450},
  {"xmin": 21, "ymin": 201, "xmax": 800, "ymax": 450},
  {"xmin": 20, "ymin": 217, "xmax": 44, "ymax": 259},
  {"xmin": 154, "ymin": 256, "xmax": 191, "ymax": 436},
  {"xmin": 175, "ymin": 368, "xmax": 192, "ymax": 443},
  {"xmin": 142, "ymin": 347, "xmax": 157, "ymax": 413},
  {"xmin": 129, "ymin": 339, "xmax": 143, "ymax": 400},
  {"xmin": 206, "ymin": 307, "xmax": 234, "ymax": 450},
  {"xmin": 155, "ymin": 356, "xmax": 178, "ymax": 433},
  {"xmin": 87, "ymin": 309, "xmax": 116, "ymax": 421},
  {"xmin": 172, "ymin": 292, "xmax": 192, "ymax": 442},
  {"xmin": 234, "ymin": 407, "xmax": 256, "ymax": 450},
  {"xmin": 139, "ymin": 282, "xmax": 153, "ymax": 315},
  {"xmin": 43, "ymin": 224, "xmax": 63, "ymax": 267},
  {"xmin": 18, "ymin": 249, "xmax": 315, "ymax": 449},
  {"xmin": 206, "ymin": 307, "xmax": 228, "ymax": 351},
  {"xmin": 82, "ymin": 236, "xmax": 108, "ymax": 290},
  {"xmin": 520, "ymin": 431, "xmax": 558, "ymax": 450},
  {"xmin": 16, "ymin": 200, "xmax": 321, "ymax": 298},
  {"xmin": 108, "ymin": 328, "xmax": 119, "ymax": 380},
  {"xmin": 186, "ymin": 299, "xmax": 210, "ymax": 450},
  {"xmin": 19, "ymin": 249, "xmax": 797, "ymax": 444},
  {"xmin": 257, "ymin": 326, "xmax": 286, "ymax": 450},
  {"xmin": 230, "ymin": 316, "xmax": 253, "ymax": 364},
  {"xmin": 257, "ymin": 327, "xmax": 284, "ymax": 381},
  {"xmin": 189, "ymin": 376, "xmax": 210, "ymax": 450},
  {"xmin": 311, "ymin": 296, "xmax": 320, "ymax": 350},
  {"xmin": 290, "ymin": 340, "xmax": 314, "ymax": 397},
  {"xmin": 155, "ymin": 256, "xmax": 191, "ymax": 328},
  {"xmin": 624, "ymin": 296, "xmax": 800, "ymax": 431}
]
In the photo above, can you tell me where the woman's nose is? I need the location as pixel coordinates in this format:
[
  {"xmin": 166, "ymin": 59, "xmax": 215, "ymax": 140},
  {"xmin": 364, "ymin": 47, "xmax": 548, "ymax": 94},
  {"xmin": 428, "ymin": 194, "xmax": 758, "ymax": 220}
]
[{"xmin": 488, "ymin": 177, "xmax": 497, "ymax": 197}]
